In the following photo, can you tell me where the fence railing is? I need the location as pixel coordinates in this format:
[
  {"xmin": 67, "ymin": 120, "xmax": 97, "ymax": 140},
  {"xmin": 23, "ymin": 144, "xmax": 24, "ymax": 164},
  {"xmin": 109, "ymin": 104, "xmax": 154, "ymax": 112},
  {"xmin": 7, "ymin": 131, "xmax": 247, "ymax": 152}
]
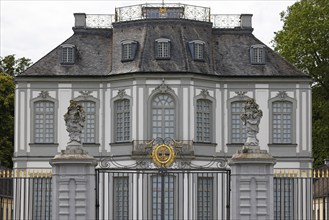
[
  {"xmin": 274, "ymin": 168, "xmax": 329, "ymax": 220},
  {"xmin": 0, "ymin": 170, "xmax": 52, "ymax": 220},
  {"xmin": 96, "ymin": 168, "xmax": 231, "ymax": 220}
]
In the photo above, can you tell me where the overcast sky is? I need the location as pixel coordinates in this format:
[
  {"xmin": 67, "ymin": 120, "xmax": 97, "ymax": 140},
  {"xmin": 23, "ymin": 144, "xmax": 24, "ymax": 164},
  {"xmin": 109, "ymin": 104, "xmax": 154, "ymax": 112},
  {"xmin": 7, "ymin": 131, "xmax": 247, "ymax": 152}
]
[{"xmin": 1, "ymin": 0, "xmax": 297, "ymax": 63}]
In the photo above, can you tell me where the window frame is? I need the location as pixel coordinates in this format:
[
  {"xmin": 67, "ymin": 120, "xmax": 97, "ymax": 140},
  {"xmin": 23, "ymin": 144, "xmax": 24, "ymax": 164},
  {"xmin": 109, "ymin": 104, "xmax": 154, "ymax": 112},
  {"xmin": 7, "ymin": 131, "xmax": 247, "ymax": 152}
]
[
  {"xmin": 148, "ymin": 84, "xmax": 179, "ymax": 140},
  {"xmin": 194, "ymin": 93, "xmax": 216, "ymax": 143},
  {"xmin": 60, "ymin": 44, "xmax": 76, "ymax": 65},
  {"xmin": 188, "ymin": 40, "xmax": 205, "ymax": 61},
  {"xmin": 155, "ymin": 38, "xmax": 171, "ymax": 60},
  {"xmin": 30, "ymin": 93, "xmax": 58, "ymax": 145},
  {"xmin": 250, "ymin": 44, "xmax": 266, "ymax": 65},
  {"xmin": 227, "ymin": 95, "xmax": 251, "ymax": 145},
  {"xmin": 268, "ymin": 93, "xmax": 296, "ymax": 145},
  {"xmin": 121, "ymin": 40, "xmax": 138, "ymax": 62},
  {"xmin": 112, "ymin": 92, "xmax": 133, "ymax": 143}
]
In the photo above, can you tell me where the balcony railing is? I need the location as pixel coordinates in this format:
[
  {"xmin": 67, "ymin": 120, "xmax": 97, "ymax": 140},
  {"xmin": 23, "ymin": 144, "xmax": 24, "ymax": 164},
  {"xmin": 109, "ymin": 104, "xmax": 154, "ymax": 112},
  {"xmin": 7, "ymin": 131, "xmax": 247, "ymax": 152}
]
[{"xmin": 84, "ymin": 3, "xmax": 242, "ymax": 29}]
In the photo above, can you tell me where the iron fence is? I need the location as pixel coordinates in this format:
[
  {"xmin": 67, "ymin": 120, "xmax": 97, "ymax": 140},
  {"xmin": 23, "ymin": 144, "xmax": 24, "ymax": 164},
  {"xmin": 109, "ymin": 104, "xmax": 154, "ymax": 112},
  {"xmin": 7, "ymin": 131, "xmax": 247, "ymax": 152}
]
[
  {"xmin": 0, "ymin": 170, "xmax": 52, "ymax": 220},
  {"xmin": 96, "ymin": 167, "xmax": 231, "ymax": 220},
  {"xmin": 274, "ymin": 168, "xmax": 329, "ymax": 220}
]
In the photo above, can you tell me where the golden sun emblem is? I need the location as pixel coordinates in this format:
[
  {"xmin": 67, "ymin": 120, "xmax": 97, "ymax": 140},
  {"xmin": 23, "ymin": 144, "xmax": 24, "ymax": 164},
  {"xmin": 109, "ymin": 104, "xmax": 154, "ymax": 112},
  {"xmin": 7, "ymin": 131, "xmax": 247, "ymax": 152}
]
[{"xmin": 151, "ymin": 144, "xmax": 175, "ymax": 167}]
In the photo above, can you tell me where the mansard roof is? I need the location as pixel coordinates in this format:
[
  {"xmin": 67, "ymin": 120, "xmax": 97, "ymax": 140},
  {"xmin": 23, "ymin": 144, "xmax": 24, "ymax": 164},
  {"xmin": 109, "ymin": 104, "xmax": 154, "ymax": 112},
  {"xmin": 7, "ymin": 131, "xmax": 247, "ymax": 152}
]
[{"xmin": 19, "ymin": 4, "xmax": 308, "ymax": 79}]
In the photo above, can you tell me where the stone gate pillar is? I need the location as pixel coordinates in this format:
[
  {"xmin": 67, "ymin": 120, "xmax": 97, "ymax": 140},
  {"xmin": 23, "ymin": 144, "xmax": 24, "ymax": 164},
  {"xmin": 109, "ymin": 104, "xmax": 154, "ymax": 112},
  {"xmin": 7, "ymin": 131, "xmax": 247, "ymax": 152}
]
[
  {"xmin": 229, "ymin": 98, "xmax": 276, "ymax": 220},
  {"xmin": 50, "ymin": 100, "xmax": 98, "ymax": 220}
]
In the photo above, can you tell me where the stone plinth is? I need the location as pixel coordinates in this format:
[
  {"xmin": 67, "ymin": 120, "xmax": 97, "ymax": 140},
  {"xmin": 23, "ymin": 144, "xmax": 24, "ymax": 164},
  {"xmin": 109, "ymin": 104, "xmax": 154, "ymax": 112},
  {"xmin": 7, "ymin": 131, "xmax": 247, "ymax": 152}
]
[
  {"xmin": 50, "ymin": 143, "xmax": 97, "ymax": 220},
  {"xmin": 229, "ymin": 148, "xmax": 276, "ymax": 220}
]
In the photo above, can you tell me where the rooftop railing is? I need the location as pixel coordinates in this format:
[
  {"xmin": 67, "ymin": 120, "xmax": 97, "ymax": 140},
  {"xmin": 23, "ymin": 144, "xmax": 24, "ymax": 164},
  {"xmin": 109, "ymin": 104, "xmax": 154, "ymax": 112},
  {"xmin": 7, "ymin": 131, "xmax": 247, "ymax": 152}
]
[{"xmin": 83, "ymin": 3, "xmax": 244, "ymax": 29}]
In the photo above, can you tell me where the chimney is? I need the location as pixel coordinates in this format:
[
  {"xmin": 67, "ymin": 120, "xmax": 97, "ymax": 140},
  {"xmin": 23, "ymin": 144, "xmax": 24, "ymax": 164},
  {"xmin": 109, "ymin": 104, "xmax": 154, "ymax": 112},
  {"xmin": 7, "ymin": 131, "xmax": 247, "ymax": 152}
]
[
  {"xmin": 74, "ymin": 13, "xmax": 86, "ymax": 28},
  {"xmin": 240, "ymin": 14, "xmax": 253, "ymax": 29}
]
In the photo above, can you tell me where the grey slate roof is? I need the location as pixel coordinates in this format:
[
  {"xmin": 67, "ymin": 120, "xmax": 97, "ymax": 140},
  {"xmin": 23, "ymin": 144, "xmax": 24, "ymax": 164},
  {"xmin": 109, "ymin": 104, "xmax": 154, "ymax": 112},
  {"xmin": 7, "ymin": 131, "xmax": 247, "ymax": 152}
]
[{"xmin": 20, "ymin": 18, "xmax": 308, "ymax": 78}]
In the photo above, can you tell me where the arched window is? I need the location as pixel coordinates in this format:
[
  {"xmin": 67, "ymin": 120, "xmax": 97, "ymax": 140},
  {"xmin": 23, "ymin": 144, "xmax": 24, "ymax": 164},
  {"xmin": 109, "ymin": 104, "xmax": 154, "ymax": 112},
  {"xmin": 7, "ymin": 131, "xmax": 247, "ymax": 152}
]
[{"xmin": 151, "ymin": 94, "xmax": 175, "ymax": 139}]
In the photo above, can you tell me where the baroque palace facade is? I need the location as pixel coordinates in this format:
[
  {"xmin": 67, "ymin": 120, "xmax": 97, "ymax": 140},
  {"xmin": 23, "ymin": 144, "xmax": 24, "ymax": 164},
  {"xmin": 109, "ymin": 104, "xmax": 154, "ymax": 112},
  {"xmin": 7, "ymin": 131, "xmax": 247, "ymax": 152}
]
[{"xmin": 13, "ymin": 3, "xmax": 312, "ymax": 219}]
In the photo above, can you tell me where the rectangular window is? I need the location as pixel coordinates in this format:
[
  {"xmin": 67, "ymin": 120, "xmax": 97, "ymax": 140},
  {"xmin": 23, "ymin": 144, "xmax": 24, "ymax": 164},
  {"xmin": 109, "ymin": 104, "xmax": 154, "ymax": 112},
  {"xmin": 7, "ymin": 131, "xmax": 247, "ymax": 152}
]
[
  {"xmin": 196, "ymin": 99, "xmax": 211, "ymax": 142},
  {"xmin": 152, "ymin": 175, "xmax": 175, "ymax": 220},
  {"xmin": 197, "ymin": 177, "xmax": 213, "ymax": 220},
  {"xmin": 231, "ymin": 102, "xmax": 246, "ymax": 143},
  {"xmin": 122, "ymin": 43, "xmax": 132, "ymax": 60},
  {"xmin": 115, "ymin": 99, "xmax": 131, "ymax": 142},
  {"xmin": 34, "ymin": 101, "xmax": 54, "ymax": 143},
  {"xmin": 274, "ymin": 178, "xmax": 294, "ymax": 220},
  {"xmin": 194, "ymin": 43, "xmax": 204, "ymax": 60},
  {"xmin": 250, "ymin": 45, "xmax": 265, "ymax": 64},
  {"xmin": 156, "ymin": 39, "xmax": 170, "ymax": 59},
  {"xmin": 113, "ymin": 177, "xmax": 129, "ymax": 220},
  {"xmin": 272, "ymin": 101, "xmax": 292, "ymax": 143},
  {"xmin": 79, "ymin": 101, "xmax": 96, "ymax": 143},
  {"xmin": 33, "ymin": 178, "xmax": 52, "ymax": 220},
  {"xmin": 61, "ymin": 46, "xmax": 75, "ymax": 64}
]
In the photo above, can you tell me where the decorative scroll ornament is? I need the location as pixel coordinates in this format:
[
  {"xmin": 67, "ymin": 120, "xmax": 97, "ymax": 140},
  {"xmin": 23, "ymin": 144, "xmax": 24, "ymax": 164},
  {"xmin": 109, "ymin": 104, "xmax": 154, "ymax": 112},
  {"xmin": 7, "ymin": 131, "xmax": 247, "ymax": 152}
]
[
  {"xmin": 117, "ymin": 89, "xmax": 126, "ymax": 99},
  {"xmin": 240, "ymin": 98, "xmax": 263, "ymax": 146},
  {"xmin": 235, "ymin": 91, "xmax": 247, "ymax": 97},
  {"xmin": 200, "ymin": 89, "xmax": 209, "ymax": 98},
  {"xmin": 277, "ymin": 91, "xmax": 288, "ymax": 100},
  {"xmin": 64, "ymin": 100, "xmax": 85, "ymax": 144},
  {"xmin": 155, "ymin": 79, "xmax": 174, "ymax": 93},
  {"xmin": 39, "ymin": 91, "xmax": 50, "ymax": 99},
  {"xmin": 99, "ymin": 137, "xmax": 228, "ymax": 169},
  {"xmin": 79, "ymin": 90, "xmax": 93, "ymax": 98},
  {"xmin": 151, "ymin": 144, "xmax": 176, "ymax": 167}
]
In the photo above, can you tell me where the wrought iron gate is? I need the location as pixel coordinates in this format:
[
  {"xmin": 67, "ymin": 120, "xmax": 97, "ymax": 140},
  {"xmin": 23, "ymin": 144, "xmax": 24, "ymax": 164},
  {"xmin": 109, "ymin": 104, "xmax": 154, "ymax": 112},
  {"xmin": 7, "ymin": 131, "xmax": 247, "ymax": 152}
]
[{"xmin": 95, "ymin": 167, "xmax": 230, "ymax": 220}]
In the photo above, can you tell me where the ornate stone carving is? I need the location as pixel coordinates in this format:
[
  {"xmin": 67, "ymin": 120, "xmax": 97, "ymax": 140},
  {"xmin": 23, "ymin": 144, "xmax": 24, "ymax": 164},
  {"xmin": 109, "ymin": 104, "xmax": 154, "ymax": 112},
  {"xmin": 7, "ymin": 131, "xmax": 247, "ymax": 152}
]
[
  {"xmin": 235, "ymin": 91, "xmax": 247, "ymax": 97},
  {"xmin": 240, "ymin": 98, "xmax": 263, "ymax": 146},
  {"xmin": 155, "ymin": 79, "xmax": 174, "ymax": 93},
  {"xmin": 79, "ymin": 90, "xmax": 93, "ymax": 98},
  {"xmin": 200, "ymin": 89, "xmax": 209, "ymax": 98},
  {"xmin": 39, "ymin": 91, "xmax": 50, "ymax": 99},
  {"xmin": 117, "ymin": 89, "xmax": 126, "ymax": 99},
  {"xmin": 277, "ymin": 91, "xmax": 288, "ymax": 100},
  {"xmin": 64, "ymin": 100, "xmax": 85, "ymax": 145}
]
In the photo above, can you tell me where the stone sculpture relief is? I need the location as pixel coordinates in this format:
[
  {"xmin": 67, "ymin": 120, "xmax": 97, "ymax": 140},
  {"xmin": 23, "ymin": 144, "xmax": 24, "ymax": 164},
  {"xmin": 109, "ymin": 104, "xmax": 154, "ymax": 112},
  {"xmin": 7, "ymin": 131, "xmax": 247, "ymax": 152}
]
[{"xmin": 240, "ymin": 98, "xmax": 263, "ymax": 146}]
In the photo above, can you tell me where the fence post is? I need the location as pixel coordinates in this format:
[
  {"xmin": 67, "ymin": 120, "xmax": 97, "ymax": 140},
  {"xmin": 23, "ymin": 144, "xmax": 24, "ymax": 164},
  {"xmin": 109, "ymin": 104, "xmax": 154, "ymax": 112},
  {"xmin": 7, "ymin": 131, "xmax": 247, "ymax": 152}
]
[
  {"xmin": 229, "ymin": 147, "xmax": 276, "ymax": 220},
  {"xmin": 50, "ymin": 100, "xmax": 98, "ymax": 220}
]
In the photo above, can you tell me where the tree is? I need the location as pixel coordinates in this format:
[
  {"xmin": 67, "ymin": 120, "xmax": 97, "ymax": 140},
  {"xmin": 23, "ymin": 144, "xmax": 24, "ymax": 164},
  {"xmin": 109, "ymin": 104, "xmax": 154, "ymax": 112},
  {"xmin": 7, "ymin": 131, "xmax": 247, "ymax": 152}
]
[
  {"xmin": 0, "ymin": 55, "xmax": 32, "ymax": 76},
  {"xmin": 0, "ymin": 55, "xmax": 32, "ymax": 168},
  {"xmin": 272, "ymin": 0, "xmax": 329, "ymax": 167}
]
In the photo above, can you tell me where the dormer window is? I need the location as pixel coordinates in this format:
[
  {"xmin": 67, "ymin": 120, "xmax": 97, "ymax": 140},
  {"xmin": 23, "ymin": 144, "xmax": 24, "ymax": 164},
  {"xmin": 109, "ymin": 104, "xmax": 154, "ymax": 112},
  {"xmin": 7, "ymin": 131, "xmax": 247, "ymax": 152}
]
[
  {"xmin": 155, "ymin": 38, "xmax": 170, "ymax": 59},
  {"xmin": 61, "ymin": 44, "xmax": 75, "ymax": 65},
  {"xmin": 121, "ymin": 40, "xmax": 138, "ymax": 62},
  {"xmin": 189, "ymin": 40, "xmax": 205, "ymax": 61},
  {"xmin": 250, "ymin": 44, "xmax": 265, "ymax": 64}
]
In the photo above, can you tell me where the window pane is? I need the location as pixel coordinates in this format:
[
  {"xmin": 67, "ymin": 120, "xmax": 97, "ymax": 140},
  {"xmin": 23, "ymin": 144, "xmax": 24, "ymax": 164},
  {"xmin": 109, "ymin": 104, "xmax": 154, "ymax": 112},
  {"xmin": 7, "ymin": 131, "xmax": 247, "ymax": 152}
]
[
  {"xmin": 272, "ymin": 101, "xmax": 292, "ymax": 143},
  {"xmin": 231, "ymin": 101, "xmax": 246, "ymax": 143},
  {"xmin": 197, "ymin": 177, "xmax": 213, "ymax": 220},
  {"xmin": 78, "ymin": 101, "xmax": 96, "ymax": 143},
  {"xmin": 34, "ymin": 101, "xmax": 54, "ymax": 143},
  {"xmin": 152, "ymin": 175, "xmax": 175, "ymax": 220},
  {"xmin": 152, "ymin": 94, "xmax": 175, "ymax": 139},
  {"xmin": 115, "ymin": 99, "xmax": 131, "ymax": 142},
  {"xmin": 113, "ymin": 177, "xmax": 129, "ymax": 220},
  {"xmin": 196, "ymin": 99, "xmax": 212, "ymax": 142}
]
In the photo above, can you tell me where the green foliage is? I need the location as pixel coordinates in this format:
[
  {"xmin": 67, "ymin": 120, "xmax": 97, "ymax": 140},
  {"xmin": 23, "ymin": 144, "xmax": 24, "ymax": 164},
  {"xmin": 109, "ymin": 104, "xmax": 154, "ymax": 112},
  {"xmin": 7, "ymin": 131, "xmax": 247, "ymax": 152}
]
[
  {"xmin": 272, "ymin": 0, "xmax": 329, "ymax": 167},
  {"xmin": 0, "ymin": 73, "xmax": 15, "ymax": 168},
  {"xmin": 0, "ymin": 54, "xmax": 32, "ymax": 76},
  {"xmin": 0, "ymin": 55, "xmax": 32, "ymax": 168}
]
